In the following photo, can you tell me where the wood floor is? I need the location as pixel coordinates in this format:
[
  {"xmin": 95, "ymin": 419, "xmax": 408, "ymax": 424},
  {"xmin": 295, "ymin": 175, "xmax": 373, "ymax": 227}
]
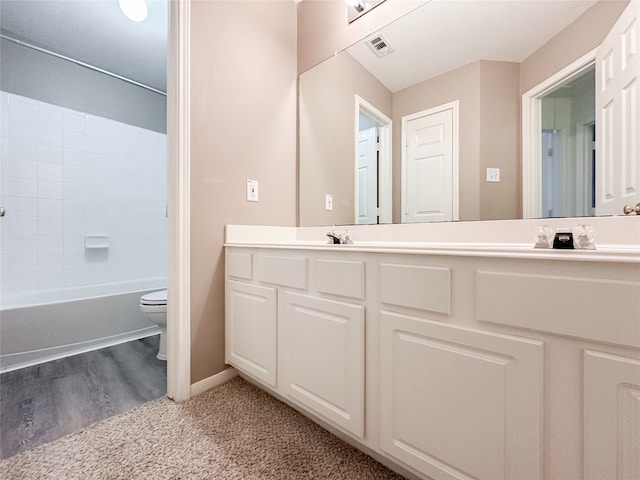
[{"xmin": 0, "ymin": 335, "xmax": 167, "ymax": 460}]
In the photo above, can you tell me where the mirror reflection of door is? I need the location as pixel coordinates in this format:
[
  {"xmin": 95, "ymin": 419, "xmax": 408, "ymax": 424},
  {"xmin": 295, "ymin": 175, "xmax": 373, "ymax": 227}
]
[
  {"xmin": 355, "ymin": 96, "xmax": 392, "ymax": 225},
  {"xmin": 401, "ymin": 101, "xmax": 459, "ymax": 223},
  {"xmin": 528, "ymin": 0, "xmax": 640, "ymax": 219},
  {"xmin": 539, "ymin": 69, "xmax": 595, "ymax": 219},
  {"xmin": 357, "ymin": 113, "xmax": 379, "ymax": 224}
]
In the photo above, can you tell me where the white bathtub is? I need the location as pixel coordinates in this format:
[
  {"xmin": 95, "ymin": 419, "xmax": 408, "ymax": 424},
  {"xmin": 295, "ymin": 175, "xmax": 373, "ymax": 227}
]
[{"xmin": 0, "ymin": 279, "xmax": 166, "ymax": 373}]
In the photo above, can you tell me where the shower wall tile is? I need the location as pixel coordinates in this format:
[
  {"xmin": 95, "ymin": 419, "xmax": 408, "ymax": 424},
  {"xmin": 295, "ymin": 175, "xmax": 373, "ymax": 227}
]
[
  {"xmin": 63, "ymin": 267, "xmax": 85, "ymax": 287},
  {"xmin": 10, "ymin": 253, "xmax": 37, "ymax": 273},
  {"xmin": 13, "ymin": 197, "xmax": 37, "ymax": 216},
  {"xmin": 39, "ymin": 217, "xmax": 63, "ymax": 235},
  {"xmin": 63, "ymin": 218, "xmax": 85, "ymax": 236},
  {"xmin": 38, "ymin": 198, "xmax": 63, "ymax": 217},
  {"xmin": 11, "ymin": 216, "xmax": 37, "ymax": 235},
  {"xmin": 38, "ymin": 107, "xmax": 63, "ymax": 129},
  {"xmin": 38, "ymin": 234, "xmax": 63, "ymax": 253},
  {"xmin": 9, "ymin": 98, "xmax": 37, "ymax": 123},
  {"xmin": 63, "ymin": 131, "xmax": 85, "ymax": 151},
  {"xmin": 37, "ymin": 126, "xmax": 63, "ymax": 147},
  {"xmin": 38, "ymin": 252, "xmax": 63, "ymax": 270},
  {"xmin": 10, "ymin": 138, "xmax": 38, "ymax": 161},
  {"xmin": 63, "ymin": 149, "xmax": 84, "ymax": 168},
  {"xmin": 63, "ymin": 166, "xmax": 85, "ymax": 184},
  {"xmin": 11, "ymin": 271, "xmax": 38, "ymax": 291},
  {"xmin": 1, "ymin": 91, "xmax": 167, "ymax": 297},
  {"xmin": 39, "ymin": 180, "xmax": 63, "ymax": 199},
  {"xmin": 11, "ymin": 177, "xmax": 37, "ymax": 197},
  {"xmin": 64, "ymin": 112, "xmax": 85, "ymax": 134},
  {"xmin": 38, "ymin": 144, "xmax": 63, "ymax": 164},
  {"xmin": 38, "ymin": 162, "xmax": 62, "ymax": 182},
  {"xmin": 63, "ymin": 183, "xmax": 85, "ymax": 202}
]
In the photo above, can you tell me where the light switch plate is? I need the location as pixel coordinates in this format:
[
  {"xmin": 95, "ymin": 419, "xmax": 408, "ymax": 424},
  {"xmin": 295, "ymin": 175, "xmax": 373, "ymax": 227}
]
[
  {"xmin": 325, "ymin": 194, "xmax": 333, "ymax": 211},
  {"xmin": 486, "ymin": 168, "xmax": 500, "ymax": 182},
  {"xmin": 247, "ymin": 179, "xmax": 259, "ymax": 202}
]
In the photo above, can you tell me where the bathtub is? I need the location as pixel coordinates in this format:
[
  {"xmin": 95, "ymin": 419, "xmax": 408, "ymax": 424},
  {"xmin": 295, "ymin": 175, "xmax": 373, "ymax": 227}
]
[{"xmin": 0, "ymin": 279, "xmax": 166, "ymax": 373}]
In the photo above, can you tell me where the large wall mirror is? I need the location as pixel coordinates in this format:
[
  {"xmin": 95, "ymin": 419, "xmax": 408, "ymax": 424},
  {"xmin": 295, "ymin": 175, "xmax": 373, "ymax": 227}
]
[{"xmin": 298, "ymin": 0, "xmax": 635, "ymax": 226}]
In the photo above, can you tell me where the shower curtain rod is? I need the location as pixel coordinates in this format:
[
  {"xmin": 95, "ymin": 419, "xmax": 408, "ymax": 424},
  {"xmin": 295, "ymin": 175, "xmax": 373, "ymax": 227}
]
[{"xmin": 1, "ymin": 33, "xmax": 167, "ymax": 97}]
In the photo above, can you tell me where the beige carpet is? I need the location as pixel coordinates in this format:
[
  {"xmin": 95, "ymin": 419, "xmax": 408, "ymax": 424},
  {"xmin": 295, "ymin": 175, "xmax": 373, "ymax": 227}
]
[{"xmin": 1, "ymin": 376, "xmax": 405, "ymax": 479}]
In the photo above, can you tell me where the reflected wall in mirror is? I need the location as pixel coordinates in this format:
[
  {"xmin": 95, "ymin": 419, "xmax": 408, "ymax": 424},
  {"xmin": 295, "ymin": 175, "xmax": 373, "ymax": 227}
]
[{"xmin": 298, "ymin": 0, "xmax": 631, "ymax": 226}]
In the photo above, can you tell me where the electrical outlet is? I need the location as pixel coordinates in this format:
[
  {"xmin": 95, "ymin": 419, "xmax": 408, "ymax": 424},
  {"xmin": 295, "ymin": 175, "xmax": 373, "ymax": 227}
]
[
  {"xmin": 486, "ymin": 168, "xmax": 500, "ymax": 183},
  {"xmin": 247, "ymin": 179, "xmax": 259, "ymax": 202},
  {"xmin": 325, "ymin": 194, "xmax": 333, "ymax": 211}
]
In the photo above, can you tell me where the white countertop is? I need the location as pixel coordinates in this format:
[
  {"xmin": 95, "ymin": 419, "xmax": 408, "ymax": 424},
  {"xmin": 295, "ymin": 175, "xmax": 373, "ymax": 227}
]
[{"xmin": 225, "ymin": 219, "xmax": 640, "ymax": 264}]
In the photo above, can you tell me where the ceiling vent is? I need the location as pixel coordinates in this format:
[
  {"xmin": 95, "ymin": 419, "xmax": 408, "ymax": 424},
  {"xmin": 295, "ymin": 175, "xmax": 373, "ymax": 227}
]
[{"xmin": 366, "ymin": 34, "xmax": 393, "ymax": 58}]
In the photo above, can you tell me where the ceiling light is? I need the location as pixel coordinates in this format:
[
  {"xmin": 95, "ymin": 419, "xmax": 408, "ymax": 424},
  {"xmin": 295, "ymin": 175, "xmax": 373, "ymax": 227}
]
[{"xmin": 119, "ymin": 0, "xmax": 148, "ymax": 22}]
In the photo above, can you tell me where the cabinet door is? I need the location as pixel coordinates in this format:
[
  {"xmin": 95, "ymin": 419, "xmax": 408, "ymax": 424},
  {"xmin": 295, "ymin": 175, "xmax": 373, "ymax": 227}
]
[
  {"xmin": 280, "ymin": 292, "xmax": 365, "ymax": 437},
  {"xmin": 225, "ymin": 280, "xmax": 277, "ymax": 387},
  {"xmin": 380, "ymin": 311, "xmax": 543, "ymax": 480},
  {"xmin": 584, "ymin": 350, "xmax": 640, "ymax": 480}
]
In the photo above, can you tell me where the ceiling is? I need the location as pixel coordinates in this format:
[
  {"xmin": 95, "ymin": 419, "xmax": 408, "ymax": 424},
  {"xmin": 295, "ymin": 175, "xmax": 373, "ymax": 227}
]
[
  {"xmin": 0, "ymin": 0, "xmax": 168, "ymax": 93},
  {"xmin": 347, "ymin": 0, "xmax": 599, "ymax": 92},
  {"xmin": 0, "ymin": 0, "xmax": 600, "ymax": 95}
]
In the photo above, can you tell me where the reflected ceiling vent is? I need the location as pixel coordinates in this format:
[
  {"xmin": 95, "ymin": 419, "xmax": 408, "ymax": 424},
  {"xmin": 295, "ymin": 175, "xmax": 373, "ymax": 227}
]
[{"xmin": 366, "ymin": 34, "xmax": 393, "ymax": 58}]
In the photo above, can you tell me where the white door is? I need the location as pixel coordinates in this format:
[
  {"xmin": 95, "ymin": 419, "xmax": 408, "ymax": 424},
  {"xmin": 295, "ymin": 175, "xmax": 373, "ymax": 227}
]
[
  {"xmin": 403, "ymin": 103, "xmax": 457, "ymax": 223},
  {"xmin": 596, "ymin": 0, "xmax": 640, "ymax": 216},
  {"xmin": 357, "ymin": 127, "xmax": 378, "ymax": 224}
]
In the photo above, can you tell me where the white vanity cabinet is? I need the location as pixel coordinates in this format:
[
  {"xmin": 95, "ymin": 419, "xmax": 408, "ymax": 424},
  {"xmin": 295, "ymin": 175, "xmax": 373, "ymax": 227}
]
[
  {"xmin": 279, "ymin": 292, "xmax": 365, "ymax": 437},
  {"xmin": 379, "ymin": 311, "xmax": 543, "ymax": 480},
  {"xmin": 224, "ymin": 248, "xmax": 367, "ymax": 440},
  {"xmin": 225, "ymin": 238, "xmax": 640, "ymax": 480}
]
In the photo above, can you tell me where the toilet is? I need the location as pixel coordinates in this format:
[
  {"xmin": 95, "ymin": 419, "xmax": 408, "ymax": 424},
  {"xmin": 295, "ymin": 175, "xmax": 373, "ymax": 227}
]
[{"xmin": 140, "ymin": 290, "xmax": 167, "ymax": 360}]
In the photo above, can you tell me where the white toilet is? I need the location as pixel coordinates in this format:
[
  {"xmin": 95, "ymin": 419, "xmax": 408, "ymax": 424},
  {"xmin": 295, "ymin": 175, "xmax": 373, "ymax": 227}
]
[{"xmin": 140, "ymin": 290, "xmax": 167, "ymax": 360}]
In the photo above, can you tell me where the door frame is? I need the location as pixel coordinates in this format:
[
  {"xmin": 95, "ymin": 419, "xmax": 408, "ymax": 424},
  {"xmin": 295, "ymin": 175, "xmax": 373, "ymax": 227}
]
[
  {"xmin": 400, "ymin": 100, "xmax": 459, "ymax": 223},
  {"xmin": 166, "ymin": 0, "xmax": 191, "ymax": 401},
  {"xmin": 521, "ymin": 48, "xmax": 596, "ymax": 219},
  {"xmin": 354, "ymin": 95, "xmax": 392, "ymax": 224}
]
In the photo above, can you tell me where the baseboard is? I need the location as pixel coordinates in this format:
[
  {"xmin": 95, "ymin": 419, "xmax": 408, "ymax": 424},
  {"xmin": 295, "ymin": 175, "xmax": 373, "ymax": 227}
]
[{"xmin": 190, "ymin": 366, "xmax": 238, "ymax": 397}]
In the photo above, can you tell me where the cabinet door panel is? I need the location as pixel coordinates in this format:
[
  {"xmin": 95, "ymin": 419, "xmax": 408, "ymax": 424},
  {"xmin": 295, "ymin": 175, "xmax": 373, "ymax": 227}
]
[
  {"xmin": 380, "ymin": 311, "xmax": 543, "ymax": 480},
  {"xmin": 225, "ymin": 280, "xmax": 277, "ymax": 387},
  {"xmin": 280, "ymin": 292, "xmax": 365, "ymax": 437},
  {"xmin": 584, "ymin": 350, "xmax": 640, "ymax": 480}
]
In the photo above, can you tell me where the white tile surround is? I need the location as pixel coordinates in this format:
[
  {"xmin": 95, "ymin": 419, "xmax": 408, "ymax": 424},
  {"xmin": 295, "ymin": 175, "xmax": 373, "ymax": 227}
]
[{"xmin": 0, "ymin": 91, "xmax": 167, "ymax": 307}]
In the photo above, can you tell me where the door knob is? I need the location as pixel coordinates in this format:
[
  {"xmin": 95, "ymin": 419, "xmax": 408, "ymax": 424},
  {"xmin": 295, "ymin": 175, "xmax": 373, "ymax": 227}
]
[
  {"xmin": 0, "ymin": 207, "xmax": 4, "ymax": 217},
  {"xmin": 623, "ymin": 203, "xmax": 640, "ymax": 215}
]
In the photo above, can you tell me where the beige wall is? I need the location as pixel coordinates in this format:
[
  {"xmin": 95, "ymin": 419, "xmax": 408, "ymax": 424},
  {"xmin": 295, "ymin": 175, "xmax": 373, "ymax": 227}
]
[
  {"xmin": 297, "ymin": 0, "xmax": 428, "ymax": 75},
  {"xmin": 190, "ymin": 1, "xmax": 297, "ymax": 383},
  {"xmin": 520, "ymin": 0, "xmax": 628, "ymax": 94},
  {"xmin": 479, "ymin": 61, "xmax": 521, "ymax": 220},
  {"xmin": 299, "ymin": 52, "xmax": 392, "ymax": 226}
]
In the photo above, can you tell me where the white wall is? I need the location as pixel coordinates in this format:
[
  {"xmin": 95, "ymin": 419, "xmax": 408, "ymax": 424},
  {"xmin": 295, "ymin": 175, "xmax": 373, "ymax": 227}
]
[{"xmin": 0, "ymin": 91, "xmax": 167, "ymax": 307}]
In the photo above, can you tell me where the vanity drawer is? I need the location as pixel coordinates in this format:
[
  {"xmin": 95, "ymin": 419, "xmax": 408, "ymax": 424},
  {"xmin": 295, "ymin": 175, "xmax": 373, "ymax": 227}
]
[
  {"xmin": 380, "ymin": 263, "xmax": 451, "ymax": 314},
  {"xmin": 476, "ymin": 271, "xmax": 640, "ymax": 348},
  {"xmin": 255, "ymin": 255, "xmax": 308, "ymax": 289},
  {"xmin": 227, "ymin": 252, "xmax": 253, "ymax": 280},
  {"xmin": 315, "ymin": 259, "xmax": 365, "ymax": 300}
]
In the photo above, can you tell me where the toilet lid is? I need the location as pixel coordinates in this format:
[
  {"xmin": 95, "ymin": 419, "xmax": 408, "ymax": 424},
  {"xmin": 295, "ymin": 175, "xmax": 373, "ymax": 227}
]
[{"xmin": 141, "ymin": 289, "xmax": 167, "ymax": 306}]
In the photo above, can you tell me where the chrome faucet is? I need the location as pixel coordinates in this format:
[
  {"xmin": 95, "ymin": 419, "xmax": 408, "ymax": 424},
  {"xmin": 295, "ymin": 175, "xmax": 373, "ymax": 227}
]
[
  {"xmin": 326, "ymin": 230, "xmax": 342, "ymax": 244},
  {"xmin": 326, "ymin": 230, "xmax": 353, "ymax": 245}
]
